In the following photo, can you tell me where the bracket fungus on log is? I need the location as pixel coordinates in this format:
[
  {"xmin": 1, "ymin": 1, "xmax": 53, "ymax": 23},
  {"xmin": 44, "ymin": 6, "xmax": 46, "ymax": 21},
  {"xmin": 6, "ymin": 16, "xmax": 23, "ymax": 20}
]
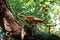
[{"xmin": 19, "ymin": 15, "xmax": 43, "ymax": 26}]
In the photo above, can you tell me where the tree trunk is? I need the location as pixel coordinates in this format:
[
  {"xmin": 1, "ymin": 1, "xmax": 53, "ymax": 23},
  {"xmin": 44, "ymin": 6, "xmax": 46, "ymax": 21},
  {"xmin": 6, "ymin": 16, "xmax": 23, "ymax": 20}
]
[{"xmin": 0, "ymin": 0, "xmax": 22, "ymax": 36}]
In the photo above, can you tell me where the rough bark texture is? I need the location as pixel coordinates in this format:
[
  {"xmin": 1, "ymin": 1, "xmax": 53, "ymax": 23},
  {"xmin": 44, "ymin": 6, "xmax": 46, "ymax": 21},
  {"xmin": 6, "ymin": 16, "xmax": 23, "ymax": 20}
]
[
  {"xmin": 0, "ymin": 0, "xmax": 6, "ymax": 32},
  {"xmin": 0, "ymin": 0, "xmax": 22, "ymax": 36}
]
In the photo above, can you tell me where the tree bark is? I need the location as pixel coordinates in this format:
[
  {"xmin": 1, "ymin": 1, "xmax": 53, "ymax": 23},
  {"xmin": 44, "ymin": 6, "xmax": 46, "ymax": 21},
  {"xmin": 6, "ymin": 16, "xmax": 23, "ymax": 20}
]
[{"xmin": 0, "ymin": 0, "xmax": 22, "ymax": 36}]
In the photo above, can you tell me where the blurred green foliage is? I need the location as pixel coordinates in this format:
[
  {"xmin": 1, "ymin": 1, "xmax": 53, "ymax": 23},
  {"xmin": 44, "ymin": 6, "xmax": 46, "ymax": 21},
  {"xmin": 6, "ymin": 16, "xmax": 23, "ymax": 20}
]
[{"xmin": 7, "ymin": 0, "xmax": 60, "ymax": 36}]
